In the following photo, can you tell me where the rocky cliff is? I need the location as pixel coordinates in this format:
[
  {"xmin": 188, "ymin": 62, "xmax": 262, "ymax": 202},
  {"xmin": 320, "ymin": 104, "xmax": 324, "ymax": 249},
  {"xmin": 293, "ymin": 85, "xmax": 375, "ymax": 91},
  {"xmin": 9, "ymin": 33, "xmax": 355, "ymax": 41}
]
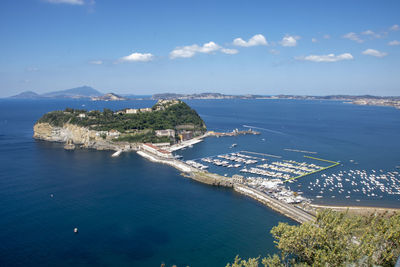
[{"xmin": 33, "ymin": 122, "xmax": 136, "ymax": 151}]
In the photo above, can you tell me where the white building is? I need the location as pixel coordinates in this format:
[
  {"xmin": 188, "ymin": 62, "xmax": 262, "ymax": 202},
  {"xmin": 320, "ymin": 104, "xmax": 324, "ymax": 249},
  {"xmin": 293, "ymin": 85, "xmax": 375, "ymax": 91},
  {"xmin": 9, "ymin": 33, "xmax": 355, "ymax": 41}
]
[
  {"xmin": 142, "ymin": 143, "xmax": 173, "ymax": 158},
  {"xmin": 125, "ymin": 108, "xmax": 138, "ymax": 114},
  {"xmin": 155, "ymin": 129, "xmax": 175, "ymax": 138},
  {"xmin": 139, "ymin": 108, "xmax": 152, "ymax": 113}
]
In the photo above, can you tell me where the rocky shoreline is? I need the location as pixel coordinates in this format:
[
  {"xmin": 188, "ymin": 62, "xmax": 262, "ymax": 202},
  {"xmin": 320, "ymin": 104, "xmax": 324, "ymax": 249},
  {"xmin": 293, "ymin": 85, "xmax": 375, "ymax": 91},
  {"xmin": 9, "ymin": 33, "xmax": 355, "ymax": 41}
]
[{"xmin": 33, "ymin": 122, "xmax": 139, "ymax": 151}]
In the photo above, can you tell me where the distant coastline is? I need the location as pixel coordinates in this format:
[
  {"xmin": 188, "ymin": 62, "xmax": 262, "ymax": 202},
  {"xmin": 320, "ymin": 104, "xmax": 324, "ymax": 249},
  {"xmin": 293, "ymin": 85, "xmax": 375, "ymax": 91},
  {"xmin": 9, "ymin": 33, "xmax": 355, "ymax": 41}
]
[
  {"xmin": 6, "ymin": 86, "xmax": 400, "ymax": 110},
  {"xmin": 152, "ymin": 93, "xmax": 400, "ymax": 110}
]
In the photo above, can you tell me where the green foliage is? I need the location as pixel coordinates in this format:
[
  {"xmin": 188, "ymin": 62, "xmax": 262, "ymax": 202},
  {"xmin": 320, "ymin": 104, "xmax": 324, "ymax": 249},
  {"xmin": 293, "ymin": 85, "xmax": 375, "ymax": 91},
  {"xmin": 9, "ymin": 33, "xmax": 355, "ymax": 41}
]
[
  {"xmin": 117, "ymin": 131, "xmax": 171, "ymax": 144},
  {"xmin": 226, "ymin": 210, "xmax": 400, "ymax": 267},
  {"xmin": 36, "ymin": 100, "xmax": 207, "ymax": 143}
]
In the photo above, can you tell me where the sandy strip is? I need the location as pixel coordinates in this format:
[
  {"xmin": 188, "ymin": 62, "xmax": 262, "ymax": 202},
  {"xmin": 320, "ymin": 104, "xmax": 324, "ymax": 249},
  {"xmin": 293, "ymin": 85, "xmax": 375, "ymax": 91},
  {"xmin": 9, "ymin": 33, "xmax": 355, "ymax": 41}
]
[{"xmin": 310, "ymin": 203, "xmax": 400, "ymax": 215}]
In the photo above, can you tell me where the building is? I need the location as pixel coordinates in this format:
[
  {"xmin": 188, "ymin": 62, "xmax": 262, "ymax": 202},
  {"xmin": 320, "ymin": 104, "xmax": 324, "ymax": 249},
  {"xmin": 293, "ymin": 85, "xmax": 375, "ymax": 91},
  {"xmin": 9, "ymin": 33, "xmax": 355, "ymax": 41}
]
[
  {"xmin": 232, "ymin": 174, "xmax": 244, "ymax": 183},
  {"xmin": 125, "ymin": 108, "xmax": 138, "ymax": 114},
  {"xmin": 139, "ymin": 108, "xmax": 152, "ymax": 113},
  {"xmin": 108, "ymin": 129, "xmax": 120, "ymax": 137},
  {"xmin": 78, "ymin": 113, "xmax": 86, "ymax": 118},
  {"xmin": 152, "ymin": 142, "xmax": 171, "ymax": 149},
  {"xmin": 155, "ymin": 129, "xmax": 175, "ymax": 138},
  {"xmin": 142, "ymin": 143, "xmax": 173, "ymax": 158},
  {"xmin": 178, "ymin": 130, "xmax": 193, "ymax": 141}
]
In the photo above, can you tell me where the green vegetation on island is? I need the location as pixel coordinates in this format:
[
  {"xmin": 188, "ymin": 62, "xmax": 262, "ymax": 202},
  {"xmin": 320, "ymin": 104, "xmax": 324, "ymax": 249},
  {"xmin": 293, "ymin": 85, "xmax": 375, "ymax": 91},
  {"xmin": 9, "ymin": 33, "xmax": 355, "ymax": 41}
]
[
  {"xmin": 227, "ymin": 209, "xmax": 400, "ymax": 267},
  {"xmin": 36, "ymin": 100, "xmax": 206, "ymax": 143}
]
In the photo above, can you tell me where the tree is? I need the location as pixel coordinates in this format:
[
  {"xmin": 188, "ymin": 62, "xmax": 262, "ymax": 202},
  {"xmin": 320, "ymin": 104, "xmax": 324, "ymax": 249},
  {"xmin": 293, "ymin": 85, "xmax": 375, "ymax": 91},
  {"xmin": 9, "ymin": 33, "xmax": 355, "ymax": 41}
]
[{"xmin": 226, "ymin": 210, "xmax": 400, "ymax": 267}]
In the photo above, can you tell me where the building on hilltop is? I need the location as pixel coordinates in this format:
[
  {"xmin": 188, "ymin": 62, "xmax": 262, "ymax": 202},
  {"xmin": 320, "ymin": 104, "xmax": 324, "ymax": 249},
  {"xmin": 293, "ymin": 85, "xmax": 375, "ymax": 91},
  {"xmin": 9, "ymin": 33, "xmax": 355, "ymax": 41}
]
[
  {"xmin": 125, "ymin": 108, "xmax": 138, "ymax": 114},
  {"xmin": 139, "ymin": 108, "xmax": 152, "ymax": 113},
  {"xmin": 155, "ymin": 129, "xmax": 175, "ymax": 138}
]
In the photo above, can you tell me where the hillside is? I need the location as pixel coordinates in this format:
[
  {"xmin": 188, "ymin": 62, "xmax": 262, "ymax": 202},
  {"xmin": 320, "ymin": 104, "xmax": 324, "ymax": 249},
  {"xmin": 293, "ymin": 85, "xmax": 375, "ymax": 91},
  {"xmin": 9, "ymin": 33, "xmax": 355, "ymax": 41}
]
[
  {"xmin": 10, "ymin": 91, "xmax": 41, "ymax": 99},
  {"xmin": 42, "ymin": 86, "xmax": 102, "ymax": 98},
  {"xmin": 35, "ymin": 100, "xmax": 206, "ymax": 144}
]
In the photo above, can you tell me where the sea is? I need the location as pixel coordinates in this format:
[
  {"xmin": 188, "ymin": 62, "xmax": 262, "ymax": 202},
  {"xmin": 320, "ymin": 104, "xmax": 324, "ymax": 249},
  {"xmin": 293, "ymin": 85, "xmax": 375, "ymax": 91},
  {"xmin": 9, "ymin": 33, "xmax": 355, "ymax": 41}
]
[{"xmin": 0, "ymin": 98, "xmax": 399, "ymax": 267}]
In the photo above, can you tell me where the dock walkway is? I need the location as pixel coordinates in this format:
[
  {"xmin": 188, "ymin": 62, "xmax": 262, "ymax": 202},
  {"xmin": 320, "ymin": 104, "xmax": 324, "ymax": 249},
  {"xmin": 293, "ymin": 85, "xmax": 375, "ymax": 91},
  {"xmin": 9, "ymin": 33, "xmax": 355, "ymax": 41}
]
[{"xmin": 234, "ymin": 185, "xmax": 315, "ymax": 223}]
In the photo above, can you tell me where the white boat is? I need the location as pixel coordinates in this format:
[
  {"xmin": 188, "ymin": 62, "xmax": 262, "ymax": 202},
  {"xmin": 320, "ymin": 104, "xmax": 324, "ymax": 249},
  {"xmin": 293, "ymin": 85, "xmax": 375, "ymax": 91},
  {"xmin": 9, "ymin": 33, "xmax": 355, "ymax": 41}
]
[
  {"xmin": 230, "ymin": 144, "xmax": 237, "ymax": 148},
  {"xmin": 111, "ymin": 150, "xmax": 122, "ymax": 157}
]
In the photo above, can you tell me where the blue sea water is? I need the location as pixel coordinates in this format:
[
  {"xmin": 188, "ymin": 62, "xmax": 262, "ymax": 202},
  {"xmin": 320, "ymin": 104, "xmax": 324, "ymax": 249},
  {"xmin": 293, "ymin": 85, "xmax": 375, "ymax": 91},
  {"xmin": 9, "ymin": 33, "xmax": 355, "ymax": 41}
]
[{"xmin": 0, "ymin": 98, "xmax": 399, "ymax": 266}]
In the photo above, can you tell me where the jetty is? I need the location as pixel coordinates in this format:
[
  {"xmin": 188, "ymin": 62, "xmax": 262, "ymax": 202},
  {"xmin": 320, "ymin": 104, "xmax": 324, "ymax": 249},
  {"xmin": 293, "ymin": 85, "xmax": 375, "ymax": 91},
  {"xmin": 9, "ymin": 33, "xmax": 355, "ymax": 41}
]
[
  {"xmin": 208, "ymin": 128, "xmax": 260, "ymax": 137},
  {"xmin": 136, "ymin": 147, "xmax": 315, "ymax": 224},
  {"xmin": 234, "ymin": 185, "xmax": 315, "ymax": 223},
  {"xmin": 284, "ymin": 156, "xmax": 340, "ymax": 183}
]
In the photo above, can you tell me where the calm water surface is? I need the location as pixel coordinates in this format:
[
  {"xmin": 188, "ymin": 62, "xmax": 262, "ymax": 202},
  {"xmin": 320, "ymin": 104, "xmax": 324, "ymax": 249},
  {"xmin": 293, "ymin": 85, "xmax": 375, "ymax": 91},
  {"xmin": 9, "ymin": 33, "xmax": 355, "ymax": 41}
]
[{"xmin": 0, "ymin": 99, "xmax": 399, "ymax": 266}]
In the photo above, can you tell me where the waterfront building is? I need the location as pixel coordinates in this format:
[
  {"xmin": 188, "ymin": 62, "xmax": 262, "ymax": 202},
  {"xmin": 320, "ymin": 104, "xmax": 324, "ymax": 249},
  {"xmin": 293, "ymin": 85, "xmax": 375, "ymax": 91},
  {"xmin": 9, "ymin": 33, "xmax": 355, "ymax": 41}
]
[
  {"xmin": 179, "ymin": 130, "xmax": 193, "ymax": 141},
  {"xmin": 232, "ymin": 174, "xmax": 245, "ymax": 183},
  {"xmin": 142, "ymin": 143, "xmax": 173, "ymax": 158}
]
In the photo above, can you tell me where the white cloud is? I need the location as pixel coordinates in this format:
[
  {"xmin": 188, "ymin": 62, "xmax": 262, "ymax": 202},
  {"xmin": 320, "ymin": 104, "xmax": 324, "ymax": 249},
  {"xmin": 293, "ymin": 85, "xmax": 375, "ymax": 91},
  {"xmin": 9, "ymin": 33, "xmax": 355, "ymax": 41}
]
[
  {"xmin": 44, "ymin": 0, "xmax": 85, "ymax": 5},
  {"xmin": 233, "ymin": 34, "xmax": 268, "ymax": 47},
  {"xmin": 361, "ymin": 30, "xmax": 383, "ymax": 39},
  {"xmin": 361, "ymin": 30, "xmax": 374, "ymax": 35},
  {"xmin": 390, "ymin": 24, "xmax": 399, "ymax": 31},
  {"xmin": 362, "ymin": 49, "xmax": 388, "ymax": 58},
  {"xmin": 280, "ymin": 35, "xmax": 300, "ymax": 47},
  {"xmin": 221, "ymin": 48, "xmax": 239, "ymax": 54},
  {"xmin": 170, "ymin": 41, "xmax": 237, "ymax": 59},
  {"xmin": 120, "ymin": 52, "xmax": 154, "ymax": 62},
  {"xmin": 343, "ymin": 32, "xmax": 363, "ymax": 43},
  {"xmin": 199, "ymin": 41, "xmax": 221, "ymax": 53},
  {"xmin": 388, "ymin": 40, "xmax": 400, "ymax": 46},
  {"xmin": 323, "ymin": 34, "xmax": 331, "ymax": 39},
  {"xmin": 89, "ymin": 60, "xmax": 103, "ymax": 65},
  {"xmin": 296, "ymin": 53, "xmax": 353, "ymax": 62},
  {"xmin": 311, "ymin": 38, "xmax": 318, "ymax": 43}
]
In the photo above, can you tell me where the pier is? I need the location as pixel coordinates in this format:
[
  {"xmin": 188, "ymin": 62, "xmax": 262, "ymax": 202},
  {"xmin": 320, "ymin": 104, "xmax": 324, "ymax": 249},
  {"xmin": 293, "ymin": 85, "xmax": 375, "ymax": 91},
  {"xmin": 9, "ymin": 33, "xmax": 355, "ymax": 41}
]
[
  {"xmin": 234, "ymin": 185, "xmax": 315, "ymax": 223},
  {"xmin": 137, "ymin": 148, "xmax": 315, "ymax": 224},
  {"xmin": 284, "ymin": 156, "xmax": 340, "ymax": 183},
  {"xmin": 208, "ymin": 128, "xmax": 261, "ymax": 137}
]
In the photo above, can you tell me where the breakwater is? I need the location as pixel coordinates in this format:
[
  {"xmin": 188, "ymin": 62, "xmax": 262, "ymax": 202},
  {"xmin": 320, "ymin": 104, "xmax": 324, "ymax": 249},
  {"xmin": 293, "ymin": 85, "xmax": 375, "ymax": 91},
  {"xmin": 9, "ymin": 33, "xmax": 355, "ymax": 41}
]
[
  {"xmin": 137, "ymin": 150, "xmax": 314, "ymax": 224},
  {"xmin": 234, "ymin": 185, "xmax": 315, "ymax": 223},
  {"xmin": 137, "ymin": 150, "xmax": 233, "ymax": 187}
]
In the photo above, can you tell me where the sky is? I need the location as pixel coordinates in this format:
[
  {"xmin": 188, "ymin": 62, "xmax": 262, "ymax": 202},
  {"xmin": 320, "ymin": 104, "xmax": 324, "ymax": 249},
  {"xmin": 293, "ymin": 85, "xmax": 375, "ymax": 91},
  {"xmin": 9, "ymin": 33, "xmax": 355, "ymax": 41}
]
[{"xmin": 0, "ymin": 0, "xmax": 400, "ymax": 97}]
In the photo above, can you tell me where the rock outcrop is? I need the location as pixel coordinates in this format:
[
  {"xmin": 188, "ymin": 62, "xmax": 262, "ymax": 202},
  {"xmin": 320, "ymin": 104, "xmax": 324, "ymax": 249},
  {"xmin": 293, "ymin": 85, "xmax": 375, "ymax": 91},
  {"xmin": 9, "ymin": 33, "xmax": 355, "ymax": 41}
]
[{"xmin": 33, "ymin": 122, "xmax": 137, "ymax": 151}]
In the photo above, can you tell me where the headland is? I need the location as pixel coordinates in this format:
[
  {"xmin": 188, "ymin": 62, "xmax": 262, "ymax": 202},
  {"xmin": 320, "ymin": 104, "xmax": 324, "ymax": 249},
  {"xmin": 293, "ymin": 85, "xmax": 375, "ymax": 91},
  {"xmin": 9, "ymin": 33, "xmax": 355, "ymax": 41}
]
[{"xmin": 33, "ymin": 99, "xmax": 399, "ymax": 224}]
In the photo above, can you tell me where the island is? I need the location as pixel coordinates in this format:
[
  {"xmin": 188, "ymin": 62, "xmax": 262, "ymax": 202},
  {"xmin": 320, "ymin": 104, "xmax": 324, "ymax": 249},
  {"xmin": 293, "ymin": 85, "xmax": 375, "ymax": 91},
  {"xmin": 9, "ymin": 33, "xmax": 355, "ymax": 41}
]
[
  {"xmin": 34, "ymin": 99, "xmax": 206, "ymax": 150},
  {"xmin": 33, "ymin": 99, "xmax": 398, "ymax": 225},
  {"xmin": 90, "ymin": 93, "xmax": 128, "ymax": 101}
]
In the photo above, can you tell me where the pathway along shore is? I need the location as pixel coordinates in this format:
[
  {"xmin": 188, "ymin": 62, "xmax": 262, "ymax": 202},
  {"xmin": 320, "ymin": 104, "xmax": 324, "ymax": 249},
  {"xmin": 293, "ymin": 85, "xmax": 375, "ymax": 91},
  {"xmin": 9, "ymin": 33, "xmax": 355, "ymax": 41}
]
[{"xmin": 137, "ymin": 150, "xmax": 315, "ymax": 224}]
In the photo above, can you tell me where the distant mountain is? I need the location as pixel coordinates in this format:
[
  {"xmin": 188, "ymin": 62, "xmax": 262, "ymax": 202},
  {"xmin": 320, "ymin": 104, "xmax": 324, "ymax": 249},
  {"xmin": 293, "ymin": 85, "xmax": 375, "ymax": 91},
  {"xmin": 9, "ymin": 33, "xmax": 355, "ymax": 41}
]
[
  {"xmin": 10, "ymin": 91, "xmax": 41, "ymax": 99},
  {"xmin": 91, "ymin": 93, "xmax": 128, "ymax": 101},
  {"xmin": 42, "ymin": 86, "xmax": 102, "ymax": 98}
]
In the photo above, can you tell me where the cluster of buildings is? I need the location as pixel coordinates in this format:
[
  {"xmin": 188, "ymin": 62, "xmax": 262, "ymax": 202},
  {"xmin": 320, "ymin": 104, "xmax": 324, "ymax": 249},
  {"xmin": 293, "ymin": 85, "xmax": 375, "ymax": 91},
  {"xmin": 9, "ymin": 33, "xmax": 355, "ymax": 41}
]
[
  {"xmin": 141, "ymin": 143, "xmax": 173, "ymax": 159},
  {"xmin": 122, "ymin": 107, "xmax": 153, "ymax": 114}
]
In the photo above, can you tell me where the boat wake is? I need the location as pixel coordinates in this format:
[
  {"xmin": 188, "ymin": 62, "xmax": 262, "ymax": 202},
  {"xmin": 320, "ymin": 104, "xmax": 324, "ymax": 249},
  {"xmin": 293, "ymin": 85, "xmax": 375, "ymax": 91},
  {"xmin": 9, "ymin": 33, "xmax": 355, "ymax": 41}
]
[{"xmin": 243, "ymin": 125, "xmax": 286, "ymax": 135}]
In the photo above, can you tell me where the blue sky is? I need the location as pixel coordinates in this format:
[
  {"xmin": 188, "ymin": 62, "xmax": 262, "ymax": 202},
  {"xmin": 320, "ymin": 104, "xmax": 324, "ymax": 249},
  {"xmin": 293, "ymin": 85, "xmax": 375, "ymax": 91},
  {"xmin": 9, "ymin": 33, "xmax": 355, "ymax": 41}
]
[{"xmin": 0, "ymin": 0, "xmax": 399, "ymax": 97}]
